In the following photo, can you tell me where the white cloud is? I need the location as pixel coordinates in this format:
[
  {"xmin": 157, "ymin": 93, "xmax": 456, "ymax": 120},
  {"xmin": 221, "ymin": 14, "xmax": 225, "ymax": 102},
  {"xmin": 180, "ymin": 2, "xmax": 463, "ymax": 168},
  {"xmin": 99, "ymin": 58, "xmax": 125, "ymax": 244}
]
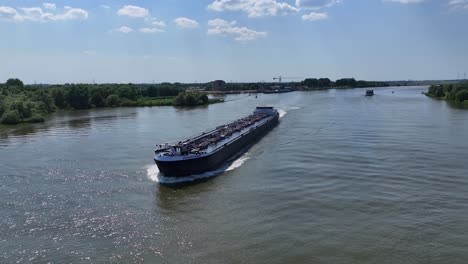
[
  {"xmin": 448, "ymin": 0, "xmax": 468, "ymax": 10},
  {"xmin": 174, "ymin": 17, "xmax": 199, "ymax": 28},
  {"xmin": 43, "ymin": 3, "xmax": 56, "ymax": 10},
  {"xmin": 117, "ymin": 5, "xmax": 149, "ymax": 18},
  {"xmin": 115, "ymin": 26, "xmax": 133, "ymax": 33},
  {"xmin": 152, "ymin": 20, "xmax": 167, "ymax": 27},
  {"xmin": 208, "ymin": 0, "xmax": 298, "ymax": 17},
  {"xmin": 0, "ymin": 6, "xmax": 22, "ymax": 21},
  {"xmin": 382, "ymin": 0, "xmax": 424, "ymax": 3},
  {"xmin": 52, "ymin": 8, "xmax": 88, "ymax": 20},
  {"xmin": 100, "ymin": 5, "xmax": 111, "ymax": 9},
  {"xmin": 0, "ymin": 6, "xmax": 88, "ymax": 22},
  {"xmin": 302, "ymin": 11, "xmax": 328, "ymax": 21},
  {"xmin": 207, "ymin": 18, "xmax": 267, "ymax": 41},
  {"xmin": 296, "ymin": 0, "xmax": 341, "ymax": 9},
  {"xmin": 21, "ymin": 7, "xmax": 47, "ymax": 21},
  {"xmin": 139, "ymin": 27, "xmax": 165, "ymax": 33}
]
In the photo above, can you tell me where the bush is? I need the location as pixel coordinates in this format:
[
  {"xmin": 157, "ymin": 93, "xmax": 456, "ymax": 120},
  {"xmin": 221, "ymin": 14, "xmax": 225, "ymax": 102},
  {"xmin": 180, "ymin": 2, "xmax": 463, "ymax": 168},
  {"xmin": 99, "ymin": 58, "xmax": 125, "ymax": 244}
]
[
  {"xmin": 428, "ymin": 85, "xmax": 445, "ymax": 97},
  {"xmin": 184, "ymin": 93, "xmax": 197, "ymax": 106},
  {"xmin": 107, "ymin": 94, "xmax": 120, "ymax": 107},
  {"xmin": 120, "ymin": 98, "xmax": 137, "ymax": 107},
  {"xmin": 90, "ymin": 92, "xmax": 105, "ymax": 107},
  {"xmin": 26, "ymin": 113, "xmax": 45, "ymax": 123},
  {"xmin": 67, "ymin": 85, "xmax": 90, "ymax": 109},
  {"xmin": 9, "ymin": 100, "xmax": 35, "ymax": 119},
  {"xmin": 199, "ymin": 93, "xmax": 209, "ymax": 104},
  {"xmin": 1, "ymin": 110, "xmax": 21, "ymax": 124},
  {"xmin": 455, "ymin": 90, "xmax": 468, "ymax": 103},
  {"xmin": 174, "ymin": 91, "xmax": 209, "ymax": 106},
  {"xmin": 0, "ymin": 98, "xmax": 5, "ymax": 117},
  {"xmin": 174, "ymin": 93, "xmax": 186, "ymax": 106}
]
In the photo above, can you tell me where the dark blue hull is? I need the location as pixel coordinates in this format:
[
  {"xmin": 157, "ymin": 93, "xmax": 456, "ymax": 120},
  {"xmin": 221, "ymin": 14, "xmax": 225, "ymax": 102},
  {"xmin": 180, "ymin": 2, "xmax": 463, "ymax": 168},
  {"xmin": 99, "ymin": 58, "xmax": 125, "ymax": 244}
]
[{"xmin": 155, "ymin": 116, "xmax": 279, "ymax": 177}]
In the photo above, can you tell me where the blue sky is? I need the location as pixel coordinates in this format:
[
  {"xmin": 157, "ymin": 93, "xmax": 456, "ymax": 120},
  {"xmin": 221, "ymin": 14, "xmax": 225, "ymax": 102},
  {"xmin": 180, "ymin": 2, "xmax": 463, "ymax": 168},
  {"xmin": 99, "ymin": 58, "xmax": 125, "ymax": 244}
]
[{"xmin": 1, "ymin": 0, "xmax": 468, "ymax": 84}]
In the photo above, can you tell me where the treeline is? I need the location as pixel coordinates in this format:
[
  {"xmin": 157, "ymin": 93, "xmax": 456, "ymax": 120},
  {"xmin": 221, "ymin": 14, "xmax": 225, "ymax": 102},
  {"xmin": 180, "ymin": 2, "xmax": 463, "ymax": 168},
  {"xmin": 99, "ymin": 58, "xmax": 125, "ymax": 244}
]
[
  {"xmin": 0, "ymin": 79, "xmax": 214, "ymax": 125},
  {"xmin": 224, "ymin": 83, "xmax": 264, "ymax": 91},
  {"xmin": 301, "ymin": 78, "xmax": 388, "ymax": 89},
  {"xmin": 427, "ymin": 83, "xmax": 468, "ymax": 103},
  {"xmin": 207, "ymin": 78, "xmax": 388, "ymax": 91}
]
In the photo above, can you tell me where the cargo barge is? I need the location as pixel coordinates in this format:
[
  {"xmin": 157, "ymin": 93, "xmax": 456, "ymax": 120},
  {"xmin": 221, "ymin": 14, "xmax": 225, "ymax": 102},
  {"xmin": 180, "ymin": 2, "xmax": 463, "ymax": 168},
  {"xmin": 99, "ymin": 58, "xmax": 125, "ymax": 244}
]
[{"xmin": 154, "ymin": 107, "xmax": 279, "ymax": 177}]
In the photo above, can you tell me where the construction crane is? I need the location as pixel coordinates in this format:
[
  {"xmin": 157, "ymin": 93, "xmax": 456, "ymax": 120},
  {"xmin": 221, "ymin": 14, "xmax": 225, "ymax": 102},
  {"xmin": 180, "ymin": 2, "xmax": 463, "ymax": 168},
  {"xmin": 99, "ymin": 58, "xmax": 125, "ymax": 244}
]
[{"xmin": 273, "ymin": 76, "xmax": 303, "ymax": 85}]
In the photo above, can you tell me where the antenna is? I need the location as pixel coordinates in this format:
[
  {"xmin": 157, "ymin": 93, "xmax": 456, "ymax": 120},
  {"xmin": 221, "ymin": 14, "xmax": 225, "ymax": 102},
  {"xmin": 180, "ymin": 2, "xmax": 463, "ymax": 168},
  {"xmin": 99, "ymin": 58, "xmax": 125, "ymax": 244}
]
[{"xmin": 465, "ymin": 72, "xmax": 467, "ymax": 80}]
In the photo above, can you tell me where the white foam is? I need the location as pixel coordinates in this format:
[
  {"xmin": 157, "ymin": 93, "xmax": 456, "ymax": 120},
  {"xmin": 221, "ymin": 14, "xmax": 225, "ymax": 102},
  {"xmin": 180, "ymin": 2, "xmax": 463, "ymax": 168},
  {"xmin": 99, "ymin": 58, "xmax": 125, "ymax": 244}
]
[
  {"xmin": 226, "ymin": 153, "xmax": 250, "ymax": 171},
  {"xmin": 146, "ymin": 152, "xmax": 251, "ymax": 185},
  {"xmin": 285, "ymin": 106, "xmax": 301, "ymax": 111},
  {"xmin": 278, "ymin": 110, "xmax": 287, "ymax": 118},
  {"xmin": 278, "ymin": 106, "xmax": 301, "ymax": 119},
  {"xmin": 146, "ymin": 164, "xmax": 160, "ymax": 182}
]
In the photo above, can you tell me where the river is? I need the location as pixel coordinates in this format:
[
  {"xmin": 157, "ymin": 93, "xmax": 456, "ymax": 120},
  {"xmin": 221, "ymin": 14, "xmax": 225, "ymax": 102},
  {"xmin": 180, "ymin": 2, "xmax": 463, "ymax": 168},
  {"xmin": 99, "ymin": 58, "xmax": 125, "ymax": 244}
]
[{"xmin": 1, "ymin": 86, "xmax": 468, "ymax": 263}]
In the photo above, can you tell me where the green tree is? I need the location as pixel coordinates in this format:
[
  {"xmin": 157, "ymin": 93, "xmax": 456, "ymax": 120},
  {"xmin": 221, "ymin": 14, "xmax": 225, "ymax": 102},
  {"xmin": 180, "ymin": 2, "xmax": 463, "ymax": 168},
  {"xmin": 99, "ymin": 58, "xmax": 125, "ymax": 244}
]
[
  {"xmin": 455, "ymin": 90, "xmax": 468, "ymax": 103},
  {"xmin": 0, "ymin": 97, "xmax": 5, "ymax": 117},
  {"xmin": 52, "ymin": 88, "xmax": 67, "ymax": 109},
  {"xmin": 35, "ymin": 91, "xmax": 55, "ymax": 113},
  {"xmin": 174, "ymin": 93, "xmax": 185, "ymax": 106},
  {"xmin": 428, "ymin": 85, "xmax": 445, "ymax": 97},
  {"xmin": 6, "ymin": 78, "xmax": 24, "ymax": 88},
  {"xmin": 199, "ymin": 93, "xmax": 209, "ymax": 104},
  {"xmin": 67, "ymin": 85, "xmax": 90, "ymax": 109},
  {"xmin": 107, "ymin": 94, "xmax": 120, "ymax": 106},
  {"xmin": 9, "ymin": 100, "xmax": 34, "ymax": 119},
  {"xmin": 1, "ymin": 110, "xmax": 21, "ymax": 124},
  {"xmin": 318, "ymin": 78, "xmax": 332, "ymax": 88},
  {"xmin": 303, "ymin": 78, "xmax": 319, "ymax": 88},
  {"xmin": 184, "ymin": 93, "xmax": 197, "ymax": 106},
  {"xmin": 117, "ymin": 86, "xmax": 137, "ymax": 100},
  {"xmin": 90, "ymin": 92, "xmax": 105, "ymax": 107},
  {"xmin": 336, "ymin": 78, "xmax": 357, "ymax": 87}
]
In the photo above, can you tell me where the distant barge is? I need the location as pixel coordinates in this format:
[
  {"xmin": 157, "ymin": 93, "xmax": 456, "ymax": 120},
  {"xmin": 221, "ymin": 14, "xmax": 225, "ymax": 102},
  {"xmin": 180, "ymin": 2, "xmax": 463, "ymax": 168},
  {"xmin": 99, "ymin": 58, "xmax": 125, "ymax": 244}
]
[
  {"xmin": 154, "ymin": 107, "xmax": 279, "ymax": 177},
  {"xmin": 263, "ymin": 89, "xmax": 293, "ymax": 94}
]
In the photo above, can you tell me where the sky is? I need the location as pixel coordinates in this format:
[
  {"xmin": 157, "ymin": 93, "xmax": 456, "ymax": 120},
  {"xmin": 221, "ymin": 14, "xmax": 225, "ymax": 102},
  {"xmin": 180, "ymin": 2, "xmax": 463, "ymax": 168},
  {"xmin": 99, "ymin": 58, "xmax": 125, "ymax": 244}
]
[{"xmin": 1, "ymin": 0, "xmax": 468, "ymax": 84}]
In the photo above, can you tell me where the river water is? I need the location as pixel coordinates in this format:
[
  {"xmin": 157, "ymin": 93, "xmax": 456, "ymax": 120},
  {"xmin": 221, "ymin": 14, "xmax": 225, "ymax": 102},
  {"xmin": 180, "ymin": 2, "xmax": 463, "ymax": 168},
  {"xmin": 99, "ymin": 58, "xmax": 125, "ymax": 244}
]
[{"xmin": 1, "ymin": 87, "xmax": 468, "ymax": 263}]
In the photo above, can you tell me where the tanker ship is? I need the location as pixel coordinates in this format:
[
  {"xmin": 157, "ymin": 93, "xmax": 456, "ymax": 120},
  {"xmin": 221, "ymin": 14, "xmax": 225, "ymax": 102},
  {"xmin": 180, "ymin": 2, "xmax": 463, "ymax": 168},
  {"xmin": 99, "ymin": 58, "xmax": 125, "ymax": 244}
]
[{"xmin": 154, "ymin": 107, "xmax": 279, "ymax": 177}]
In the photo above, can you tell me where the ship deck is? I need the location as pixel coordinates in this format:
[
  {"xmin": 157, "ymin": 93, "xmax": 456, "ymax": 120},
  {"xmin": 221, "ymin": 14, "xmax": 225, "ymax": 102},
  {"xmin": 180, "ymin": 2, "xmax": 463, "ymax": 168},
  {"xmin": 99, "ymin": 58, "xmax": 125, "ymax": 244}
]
[{"xmin": 155, "ymin": 113, "xmax": 274, "ymax": 160}]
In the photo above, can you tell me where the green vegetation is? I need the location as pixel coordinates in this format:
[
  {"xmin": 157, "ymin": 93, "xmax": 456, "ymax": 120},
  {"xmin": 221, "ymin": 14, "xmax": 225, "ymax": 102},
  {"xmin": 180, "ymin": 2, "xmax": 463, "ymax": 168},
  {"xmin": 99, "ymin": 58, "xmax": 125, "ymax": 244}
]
[
  {"xmin": 174, "ymin": 91, "xmax": 209, "ymax": 106},
  {"xmin": 207, "ymin": 78, "xmax": 387, "ymax": 92},
  {"xmin": 301, "ymin": 78, "xmax": 388, "ymax": 89},
  {"xmin": 427, "ymin": 83, "xmax": 468, "ymax": 107},
  {"xmin": 0, "ymin": 79, "xmax": 221, "ymax": 125}
]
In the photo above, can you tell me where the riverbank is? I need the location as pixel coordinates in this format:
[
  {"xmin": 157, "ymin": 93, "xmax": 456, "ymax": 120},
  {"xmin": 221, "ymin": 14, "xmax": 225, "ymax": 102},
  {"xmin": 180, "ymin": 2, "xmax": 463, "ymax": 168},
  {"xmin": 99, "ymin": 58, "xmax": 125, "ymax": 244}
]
[
  {"xmin": 0, "ymin": 80, "xmax": 224, "ymax": 125},
  {"xmin": 426, "ymin": 83, "xmax": 468, "ymax": 109}
]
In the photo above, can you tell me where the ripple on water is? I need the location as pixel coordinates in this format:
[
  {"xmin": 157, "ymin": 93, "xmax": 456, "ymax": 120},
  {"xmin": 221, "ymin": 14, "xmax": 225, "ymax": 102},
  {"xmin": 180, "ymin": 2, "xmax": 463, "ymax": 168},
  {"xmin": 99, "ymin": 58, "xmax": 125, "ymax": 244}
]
[{"xmin": 1, "ymin": 89, "xmax": 468, "ymax": 263}]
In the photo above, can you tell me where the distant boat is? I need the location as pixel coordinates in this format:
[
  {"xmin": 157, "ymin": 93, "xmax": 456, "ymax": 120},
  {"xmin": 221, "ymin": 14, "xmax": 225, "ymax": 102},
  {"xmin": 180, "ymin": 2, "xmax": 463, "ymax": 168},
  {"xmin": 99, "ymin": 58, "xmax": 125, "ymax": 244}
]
[
  {"xmin": 263, "ymin": 89, "xmax": 293, "ymax": 94},
  {"xmin": 365, "ymin": 90, "xmax": 374, "ymax": 96}
]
